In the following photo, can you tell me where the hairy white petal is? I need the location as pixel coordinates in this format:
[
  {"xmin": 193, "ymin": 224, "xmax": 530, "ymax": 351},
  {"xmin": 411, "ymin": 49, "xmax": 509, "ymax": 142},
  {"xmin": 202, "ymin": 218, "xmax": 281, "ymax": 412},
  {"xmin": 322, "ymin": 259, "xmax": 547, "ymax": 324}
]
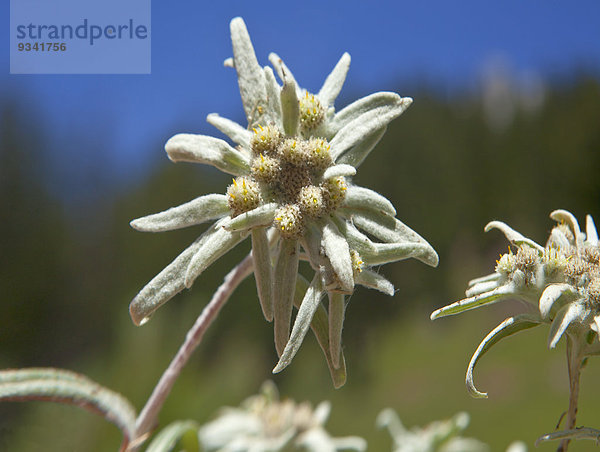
[
  {"xmin": 548, "ymin": 301, "xmax": 589, "ymax": 349},
  {"xmin": 263, "ymin": 66, "xmax": 283, "ymax": 130},
  {"xmin": 467, "ymin": 273, "xmax": 501, "ymax": 288},
  {"xmin": 342, "ymin": 208, "xmax": 439, "ymax": 267},
  {"xmin": 165, "ymin": 134, "xmax": 250, "ymax": 175},
  {"xmin": 273, "ymin": 272, "xmax": 324, "ymax": 373},
  {"xmin": 322, "ymin": 219, "xmax": 354, "ymax": 293},
  {"xmin": 328, "ymin": 292, "xmax": 345, "ymax": 368},
  {"xmin": 550, "ymin": 209, "xmax": 583, "ymax": 248},
  {"xmin": 130, "ymin": 236, "xmax": 206, "ymax": 325},
  {"xmin": 225, "ymin": 203, "xmax": 278, "ymax": 231},
  {"xmin": 273, "ymin": 239, "xmax": 300, "ymax": 357},
  {"xmin": 431, "ymin": 283, "xmax": 517, "ymax": 320},
  {"xmin": 184, "ymin": 219, "xmax": 247, "ymax": 288},
  {"xmin": 322, "ymin": 164, "xmax": 356, "ymax": 180},
  {"xmin": 230, "ymin": 17, "xmax": 267, "ymax": 126},
  {"xmin": 293, "ymin": 275, "xmax": 347, "ymax": 388},
  {"xmin": 484, "ymin": 221, "xmax": 544, "ymax": 253},
  {"xmin": 318, "ymin": 52, "xmax": 351, "ymax": 108},
  {"xmin": 206, "ymin": 113, "xmax": 252, "ymax": 149},
  {"xmin": 547, "ymin": 227, "xmax": 571, "ymax": 249},
  {"xmin": 355, "ymin": 270, "xmax": 394, "ymax": 296},
  {"xmin": 251, "ymin": 228, "xmax": 274, "ymax": 322},
  {"xmin": 361, "ymin": 242, "xmax": 436, "ymax": 266},
  {"xmin": 466, "ymin": 314, "xmax": 542, "ymax": 398},
  {"xmin": 539, "ymin": 283, "xmax": 578, "ymax": 320},
  {"xmin": 130, "ymin": 194, "xmax": 229, "ymax": 232},
  {"xmin": 327, "ymin": 92, "xmax": 408, "ymax": 136},
  {"xmin": 281, "ymin": 77, "xmax": 300, "ymax": 136},
  {"xmin": 335, "ymin": 126, "xmax": 387, "ymax": 168},
  {"xmin": 343, "ymin": 186, "xmax": 396, "ymax": 216},
  {"xmin": 465, "ymin": 279, "xmax": 503, "ymax": 298},
  {"xmin": 329, "ymin": 94, "xmax": 411, "ymax": 161},
  {"xmin": 586, "ymin": 214, "xmax": 598, "ymax": 246},
  {"xmin": 268, "ymin": 52, "xmax": 301, "ymax": 96}
]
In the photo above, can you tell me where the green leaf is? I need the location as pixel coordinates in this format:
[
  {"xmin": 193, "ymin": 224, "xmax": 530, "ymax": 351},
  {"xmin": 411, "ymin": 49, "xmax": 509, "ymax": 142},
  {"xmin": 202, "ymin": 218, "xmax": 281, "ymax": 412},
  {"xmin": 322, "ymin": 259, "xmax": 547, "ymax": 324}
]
[
  {"xmin": 145, "ymin": 420, "xmax": 200, "ymax": 452},
  {"xmin": 0, "ymin": 368, "xmax": 136, "ymax": 446},
  {"xmin": 466, "ymin": 315, "xmax": 542, "ymax": 398},
  {"xmin": 535, "ymin": 427, "xmax": 600, "ymax": 447}
]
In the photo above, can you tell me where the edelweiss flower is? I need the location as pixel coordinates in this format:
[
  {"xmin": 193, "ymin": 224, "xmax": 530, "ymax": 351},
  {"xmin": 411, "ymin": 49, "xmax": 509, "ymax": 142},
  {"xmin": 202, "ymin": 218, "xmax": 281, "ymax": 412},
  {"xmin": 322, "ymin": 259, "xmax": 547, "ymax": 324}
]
[
  {"xmin": 130, "ymin": 17, "xmax": 438, "ymax": 385},
  {"xmin": 377, "ymin": 409, "xmax": 524, "ymax": 452},
  {"xmin": 197, "ymin": 381, "xmax": 366, "ymax": 452},
  {"xmin": 430, "ymin": 209, "xmax": 600, "ymax": 447}
]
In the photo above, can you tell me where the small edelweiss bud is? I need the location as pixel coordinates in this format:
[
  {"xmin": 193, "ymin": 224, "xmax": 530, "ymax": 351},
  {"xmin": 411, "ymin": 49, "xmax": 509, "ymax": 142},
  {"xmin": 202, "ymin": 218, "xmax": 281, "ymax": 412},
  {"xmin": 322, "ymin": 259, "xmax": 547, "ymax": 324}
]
[
  {"xmin": 542, "ymin": 246, "xmax": 570, "ymax": 276},
  {"xmin": 587, "ymin": 277, "xmax": 600, "ymax": 304},
  {"xmin": 305, "ymin": 137, "xmax": 333, "ymax": 171},
  {"xmin": 321, "ymin": 176, "xmax": 347, "ymax": 211},
  {"xmin": 298, "ymin": 185, "xmax": 325, "ymax": 218},
  {"xmin": 274, "ymin": 204, "xmax": 304, "ymax": 239},
  {"xmin": 277, "ymin": 138, "xmax": 305, "ymax": 167},
  {"xmin": 227, "ymin": 176, "xmax": 261, "ymax": 216},
  {"xmin": 350, "ymin": 249, "xmax": 364, "ymax": 275},
  {"xmin": 251, "ymin": 153, "xmax": 280, "ymax": 184},
  {"xmin": 583, "ymin": 246, "xmax": 600, "ymax": 266},
  {"xmin": 566, "ymin": 256, "xmax": 590, "ymax": 284},
  {"xmin": 495, "ymin": 250, "xmax": 515, "ymax": 274},
  {"xmin": 251, "ymin": 124, "xmax": 282, "ymax": 156},
  {"xmin": 299, "ymin": 92, "xmax": 325, "ymax": 134},
  {"xmin": 515, "ymin": 246, "xmax": 540, "ymax": 274}
]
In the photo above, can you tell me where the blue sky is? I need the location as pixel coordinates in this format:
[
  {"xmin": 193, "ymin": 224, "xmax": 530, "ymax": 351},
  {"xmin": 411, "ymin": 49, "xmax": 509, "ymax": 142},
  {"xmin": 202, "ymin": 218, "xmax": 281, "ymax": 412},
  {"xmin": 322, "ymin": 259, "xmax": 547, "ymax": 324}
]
[{"xmin": 3, "ymin": 0, "xmax": 600, "ymax": 199}]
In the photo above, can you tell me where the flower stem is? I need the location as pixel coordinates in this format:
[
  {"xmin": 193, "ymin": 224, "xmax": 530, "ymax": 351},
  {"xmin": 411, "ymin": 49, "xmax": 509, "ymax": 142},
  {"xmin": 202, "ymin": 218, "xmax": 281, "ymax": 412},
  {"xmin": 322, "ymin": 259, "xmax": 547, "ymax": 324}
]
[
  {"xmin": 131, "ymin": 254, "xmax": 254, "ymax": 447},
  {"xmin": 557, "ymin": 337, "xmax": 583, "ymax": 452}
]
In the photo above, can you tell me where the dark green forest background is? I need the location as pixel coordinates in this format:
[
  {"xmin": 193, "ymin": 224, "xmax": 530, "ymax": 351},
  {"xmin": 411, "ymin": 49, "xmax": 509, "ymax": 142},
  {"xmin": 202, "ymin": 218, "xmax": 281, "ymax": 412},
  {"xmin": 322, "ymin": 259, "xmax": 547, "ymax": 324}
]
[{"xmin": 1, "ymin": 76, "xmax": 599, "ymax": 450}]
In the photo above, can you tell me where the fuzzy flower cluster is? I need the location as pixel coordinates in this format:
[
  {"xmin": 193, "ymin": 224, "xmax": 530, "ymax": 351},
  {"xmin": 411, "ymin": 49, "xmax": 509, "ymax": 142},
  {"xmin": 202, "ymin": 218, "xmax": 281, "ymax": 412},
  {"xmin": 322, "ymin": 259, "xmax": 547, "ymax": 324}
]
[
  {"xmin": 377, "ymin": 409, "xmax": 526, "ymax": 452},
  {"xmin": 431, "ymin": 209, "xmax": 600, "ymax": 398},
  {"xmin": 129, "ymin": 17, "xmax": 437, "ymax": 385},
  {"xmin": 197, "ymin": 381, "xmax": 366, "ymax": 452}
]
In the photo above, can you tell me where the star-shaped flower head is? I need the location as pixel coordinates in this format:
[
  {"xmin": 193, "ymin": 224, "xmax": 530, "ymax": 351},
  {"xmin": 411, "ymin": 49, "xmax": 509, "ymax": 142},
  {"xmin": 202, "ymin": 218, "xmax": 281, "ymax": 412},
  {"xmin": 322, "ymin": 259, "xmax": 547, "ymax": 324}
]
[
  {"xmin": 197, "ymin": 381, "xmax": 366, "ymax": 452},
  {"xmin": 130, "ymin": 17, "xmax": 438, "ymax": 387},
  {"xmin": 431, "ymin": 210, "xmax": 600, "ymax": 397},
  {"xmin": 430, "ymin": 209, "xmax": 600, "ymax": 447}
]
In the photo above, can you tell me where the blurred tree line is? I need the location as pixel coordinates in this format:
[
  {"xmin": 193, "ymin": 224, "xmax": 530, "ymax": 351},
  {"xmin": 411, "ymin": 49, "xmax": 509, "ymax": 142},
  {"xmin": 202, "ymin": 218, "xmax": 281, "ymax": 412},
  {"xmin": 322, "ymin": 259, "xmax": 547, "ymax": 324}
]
[{"xmin": 0, "ymin": 76, "xmax": 598, "ymax": 451}]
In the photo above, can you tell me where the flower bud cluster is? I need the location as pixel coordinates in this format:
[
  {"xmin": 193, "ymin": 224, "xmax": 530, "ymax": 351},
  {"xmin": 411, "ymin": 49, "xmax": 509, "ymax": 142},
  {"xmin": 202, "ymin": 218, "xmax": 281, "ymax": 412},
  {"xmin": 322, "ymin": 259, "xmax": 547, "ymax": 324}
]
[
  {"xmin": 227, "ymin": 176, "xmax": 261, "ymax": 216},
  {"xmin": 227, "ymin": 118, "xmax": 348, "ymax": 239},
  {"xmin": 299, "ymin": 92, "xmax": 325, "ymax": 135}
]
